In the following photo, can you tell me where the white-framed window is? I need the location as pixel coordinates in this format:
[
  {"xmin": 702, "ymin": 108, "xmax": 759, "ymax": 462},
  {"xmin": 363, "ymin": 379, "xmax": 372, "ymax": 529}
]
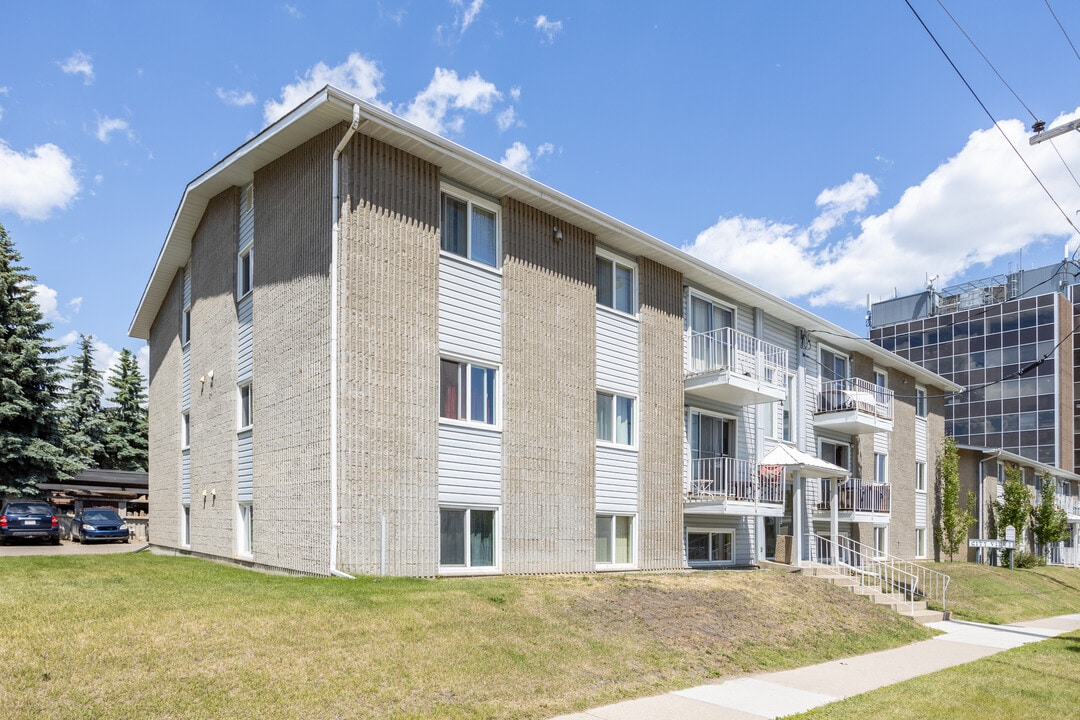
[
  {"xmin": 874, "ymin": 369, "xmax": 888, "ymax": 389},
  {"xmin": 596, "ymin": 250, "xmax": 636, "ymax": 315},
  {"xmin": 238, "ymin": 382, "xmax": 253, "ymax": 431},
  {"xmin": 596, "ymin": 391, "xmax": 635, "ymax": 446},
  {"xmin": 181, "ymin": 411, "xmax": 190, "ymax": 449},
  {"xmin": 915, "ymin": 386, "xmax": 928, "ymax": 418},
  {"xmin": 782, "ymin": 375, "xmax": 795, "ymax": 443},
  {"xmin": 820, "ymin": 439, "xmax": 850, "ymax": 471},
  {"xmin": 997, "ymin": 461, "xmax": 1006, "ymax": 485},
  {"xmin": 761, "ymin": 401, "xmax": 778, "ymax": 439},
  {"xmin": 596, "ymin": 514, "xmax": 634, "ymax": 565},
  {"xmin": 238, "ymin": 502, "xmax": 253, "ymax": 557},
  {"xmin": 439, "ymin": 507, "xmax": 497, "ymax": 569},
  {"xmin": 873, "ymin": 526, "xmax": 888, "ymax": 558},
  {"xmin": 915, "ymin": 527, "xmax": 927, "ymax": 558},
  {"xmin": 440, "ymin": 358, "xmax": 498, "ymax": 426},
  {"xmin": 820, "ymin": 347, "xmax": 848, "ymax": 382},
  {"xmin": 181, "ymin": 304, "xmax": 191, "ymax": 346},
  {"xmin": 687, "ymin": 528, "xmax": 734, "ymax": 564},
  {"xmin": 875, "ymin": 453, "xmax": 887, "ymax": 484},
  {"xmin": 440, "ymin": 187, "xmax": 500, "ymax": 268},
  {"xmin": 181, "ymin": 504, "xmax": 190, "ymax": 547},
  {"xmin": 916, "ymin": 461, "xmax": 927, "ymax": 492},
  {"xmin": 237, "ymin": 247, "xmax": 253, "ymax": 298}
]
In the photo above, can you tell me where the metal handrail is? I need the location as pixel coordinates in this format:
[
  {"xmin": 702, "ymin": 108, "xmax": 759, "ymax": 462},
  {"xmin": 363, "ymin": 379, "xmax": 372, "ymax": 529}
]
[
  {"xmin": 811, "ymin": 533, "xmax": 951, "ymax": 613},
  {"xmin": 687, "ymin": 327, "xmax": 788, "ymax": 385},
  {"xmin": 817, "ymin": 477, "xmax": 892, "ymax": 513},
  {"xmin": 816, "ymin": 377, "xmax": 894, "ymax": 421},
  {"xmin": 687, "ymin": 456, "xmax": 785, "ymax": 505}
]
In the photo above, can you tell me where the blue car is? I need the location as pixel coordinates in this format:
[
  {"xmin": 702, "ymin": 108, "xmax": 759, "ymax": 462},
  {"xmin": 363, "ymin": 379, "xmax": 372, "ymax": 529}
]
[
  {"xmin": 0, "ymin": 500, "xmax": 61, "ymax": 545},
  {"xmin": 71, "ymin": 508, "xmax": 130, "ymax": 544}
]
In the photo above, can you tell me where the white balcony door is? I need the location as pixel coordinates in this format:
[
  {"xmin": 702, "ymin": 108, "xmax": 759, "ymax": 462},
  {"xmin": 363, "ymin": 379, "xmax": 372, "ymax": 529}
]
[
  {"xmin": 821, "ymin": 347, "xmax": 848, "ymax": 383},
  {"xmin": 690, "ymin": 296, "xmax": 734, "ymax": 370}
]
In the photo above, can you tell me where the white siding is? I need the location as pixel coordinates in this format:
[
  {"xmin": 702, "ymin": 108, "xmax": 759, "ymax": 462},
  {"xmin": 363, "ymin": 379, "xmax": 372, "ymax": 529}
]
[
  {"xmin": 874, "ymin": 432, "xmax": 889, "ymax": 455},
  {"xmin": 438, "ymin": 256, "xmax": 501, "ymax": 363},
  {"xmin": 915, "ymin": 418, "xmax": 928, "ymax": 461},
  {"xmin": 596, "ymin": 309, "xmax": 639, "ymax": 395},
  {"xmin": 181, "ymin": 449, "xmax": 191, "ymax": 505},
  {"xmin": 596, "ymin": 444, "xmax": 638, "ymax": 513},
  {"xmin": 239, "ymin": 184, "xmax": 254, "ymax": 251},
  {"xmin": 237, "ymin": 294, "xmax": 253, "ymax": 381},
  {"xmin": 915, "ymin": 491, "xmax": 927, "ymax": 527},
  {"xmin": 181, "ymin": 349, "xmax": 191, "ymax": 410},
  {"xmin": 237, "ymin": 430, "xmax": 253, "ymax": 502},
  {"xmin": 438, "ymin": 424, "xmax": 501, "ymax": 505}
]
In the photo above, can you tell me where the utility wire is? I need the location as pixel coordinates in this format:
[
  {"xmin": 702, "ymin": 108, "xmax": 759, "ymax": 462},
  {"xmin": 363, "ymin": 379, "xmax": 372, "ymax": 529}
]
[
  {"xmin": 905, "ymin": 0, "xmax": 1080, "ymax": 246},
  {"xmin": 1045, "ymin": 0, "xmax": 1080, "ymax": 67}
]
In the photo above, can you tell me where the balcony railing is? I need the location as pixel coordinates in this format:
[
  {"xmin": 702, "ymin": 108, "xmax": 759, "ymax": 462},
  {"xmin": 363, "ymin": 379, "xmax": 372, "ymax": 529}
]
[
  {"xmin": 687, "ymin": 327, "xmax": 788, "ymax": 387},
  {"xmin": 817, "ymin": 477, "xmax": 891, "ymax": 514},
  {"xmin": 1056, "ymin": 495, "xmax": 1079, "ymax": 517},
  {"xmin": 815, "ymin": 377, "xmax": 894, "ymax": 421},
  {"xmin": 687, "ymin": 456, "xmax": 785, "ymax": 505}
]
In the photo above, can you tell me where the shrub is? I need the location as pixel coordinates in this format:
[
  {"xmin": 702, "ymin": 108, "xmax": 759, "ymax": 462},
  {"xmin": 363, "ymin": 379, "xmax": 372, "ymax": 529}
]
[{"xmin": 1013, "ymin": 551, "xmax": 1046, "ymax": 569}]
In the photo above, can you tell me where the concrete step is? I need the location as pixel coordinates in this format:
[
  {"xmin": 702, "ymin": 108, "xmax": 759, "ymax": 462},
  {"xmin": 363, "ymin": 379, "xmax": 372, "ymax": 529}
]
[
  {"xmin": 901, "ymin": 608, "xmax": 946, "ymax": 624},
  {"xmin": 823, "ymin": 576, "xmax": 858, "ymax": 588}
]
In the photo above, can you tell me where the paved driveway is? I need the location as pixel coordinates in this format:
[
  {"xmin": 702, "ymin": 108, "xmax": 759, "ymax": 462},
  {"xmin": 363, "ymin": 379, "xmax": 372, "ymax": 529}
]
[{"xmin": 0, "ymin": 539, "xmax": 147, "ymax": 557}]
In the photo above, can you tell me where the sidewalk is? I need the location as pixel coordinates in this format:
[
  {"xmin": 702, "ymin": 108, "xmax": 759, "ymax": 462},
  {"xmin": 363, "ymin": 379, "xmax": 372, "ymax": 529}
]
[{"xmin": 552, "ymin": 614, "xmax": 1080, "ymax": 720}]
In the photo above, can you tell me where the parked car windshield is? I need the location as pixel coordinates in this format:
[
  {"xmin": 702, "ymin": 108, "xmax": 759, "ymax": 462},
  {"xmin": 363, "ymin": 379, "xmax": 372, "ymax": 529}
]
[
  {"xmin": 82, "ymin": 509, "xmax": 121, "ymax": 522},
  {"xmin": 6, "ymin": 503, "xmax": 53, "ymax": 515}
]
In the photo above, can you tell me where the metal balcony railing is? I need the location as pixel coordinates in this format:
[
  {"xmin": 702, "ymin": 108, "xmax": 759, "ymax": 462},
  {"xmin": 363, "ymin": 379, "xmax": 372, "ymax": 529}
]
[
  {"xmin": 687, "ymin": 456, "xmax": 785, "ymax": 505},
  {"xmin": 687, "ymin": 327, "xmax": 788, "ymax": 387},
  {"xmin": 817, "ymin": 477, "xmax": 891, "ymax": 514},
  {"xmin": 815, "ymin": 377, "xmax": 893, "ymax": 421}
]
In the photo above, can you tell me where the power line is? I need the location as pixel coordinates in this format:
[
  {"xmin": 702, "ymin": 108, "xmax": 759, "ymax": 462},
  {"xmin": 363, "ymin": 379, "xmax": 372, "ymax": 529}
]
[{"xmin": 1045, "ymin": 0, "xmax": 1080, "ymax": 67}]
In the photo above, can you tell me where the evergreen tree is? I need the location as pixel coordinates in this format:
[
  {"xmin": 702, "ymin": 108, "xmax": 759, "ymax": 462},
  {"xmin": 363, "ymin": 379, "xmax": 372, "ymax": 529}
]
[
  {"xmin": 102, "ymin": 347, "xmax": 148, "ymax": 471},
  {"xmin": 935, "ymin": 436, "xmax": 976, "ymax": 561},
  {"xmin": 60, "ymin": 334, "xmax": 109, "ymax": 469},
  {"xmin": 0, "ymin": 222, "xmax": 71, "ymax": 496},
  {"xmin": 995, "ymin": 464, "xmax": 1031, "ymax": 566},
  {"xmin": 1031, "ymin": 474, "xmax": 1069, "ymax": 556}
]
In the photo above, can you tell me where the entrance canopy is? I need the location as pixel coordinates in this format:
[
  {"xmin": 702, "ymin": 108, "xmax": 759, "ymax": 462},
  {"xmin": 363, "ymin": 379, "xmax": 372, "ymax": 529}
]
[{"xmin": 761, "ymin": 444, "xmax": 847, "ymax": 478}]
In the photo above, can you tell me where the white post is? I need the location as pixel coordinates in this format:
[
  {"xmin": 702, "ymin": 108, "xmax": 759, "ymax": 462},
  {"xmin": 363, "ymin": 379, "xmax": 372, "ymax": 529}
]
[
  {"xmin": 793, "ymin": 472, "xmax": 803, "ymax": 567},
  {"xmin": 830, "ymin": 476, "xmax": 839, "ymax": 565}
]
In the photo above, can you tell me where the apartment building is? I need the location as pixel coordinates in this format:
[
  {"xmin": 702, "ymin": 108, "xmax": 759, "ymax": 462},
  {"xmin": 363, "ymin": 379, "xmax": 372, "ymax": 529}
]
[
  {"xmin": 129, "ymin": 86, "xmax": 958, "ymax": 577},
  {"xmin": 870, "ymin": 263, "xmax": 1080, "ymax": 565}
]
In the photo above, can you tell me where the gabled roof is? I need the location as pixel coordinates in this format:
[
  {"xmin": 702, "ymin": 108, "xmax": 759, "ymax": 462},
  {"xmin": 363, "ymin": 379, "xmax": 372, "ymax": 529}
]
[
  {"xmin": 129, "ymin": 85, "xmax": 960, "ymax": 393},
  {"xmin": 957, "ymin": 445, "xmax": 1080, "ymax": 483}
]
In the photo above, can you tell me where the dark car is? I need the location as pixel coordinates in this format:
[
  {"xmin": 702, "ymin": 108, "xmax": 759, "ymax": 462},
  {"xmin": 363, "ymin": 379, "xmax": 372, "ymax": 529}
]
[
  {"xmin": 0, "ymin": 500, "xmax": 61, "ymax": 545},
  {"xmin": 71, "ymin": 508, "xmax": 130, "ymax": 544}
]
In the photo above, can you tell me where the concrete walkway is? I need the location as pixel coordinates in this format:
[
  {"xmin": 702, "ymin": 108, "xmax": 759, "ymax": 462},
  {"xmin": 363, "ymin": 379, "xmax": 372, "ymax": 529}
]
[{"xmin": 552, "ymin": 614, "xmax": 1080, "ymax": 720}]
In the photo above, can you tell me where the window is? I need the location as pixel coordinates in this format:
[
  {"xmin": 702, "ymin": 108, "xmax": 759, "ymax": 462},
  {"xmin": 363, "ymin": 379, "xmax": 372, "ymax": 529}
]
[
  {"xmin": 762, "ymin": 401, "xmax": 778, "ymax": 439},
  {"xmin": 687, "ymin": 529, "xmax": 734, "ymax": 564},
  {"xmin": 238, "ymin": 503, "xmax": 253, "ymax": 556},
  {"xmin": 874, "ymin": 369, "xmax": 887, "ymax": 389},
  {"xmin": 440, "ymin": 507, "xmax": 496, "ymax": 568},
  {"xmin": 782, "ymin": 375, "xmax": 795, "ymax": 442},
  {"xmin": 441, "ymin": 190, "xmax": 499, "ymax": 267},
  {"xmin": 873, "ymin": 526, "xmax": 888, "ymax": 558},
  {"xmin": 181, "ymin": 412, "xmax": 190, "ymax": 449},
  {"xmin": 997, "ymin": 462, "xmax": 1005, "ymax": 486},
  {"xmin": 238, "ymin": 383, "xmax": 252, "ymax": 430},
  {"xmin": 440, "ymin": 359, "xmax": 497, "ymax": 425},
  {"xmin": 181, "ymin": 305, "xmax": 191, "ymax": 346},
  {"xmin": 596, "ymin": 254, "xmax": 636, "ymax": 314},
  {"xmin": 874, "ymin": 453, "xmax": 887, "ymax": 484},
  {"xmin": 820, "ymin": 440, "xmax": 850, "ymax": 471},
  {"xmin": 820, "ymin": 348, "xmax": 848, "ymax": 382},
  {"xmin": 915, "ymin": 461, "xmax": 927, "ymax": 492},
  {"xmin": 915, "ymin": 387, "xmax": 928, "ymax": 418},
  {"xmin": 181, "ymin": 505, "xmax": 190, "ymax": 547},
  {"xmin": 596, "ymin": 515, "xmax": 634, "ymax": 564},
  {"xmin": 915, "ymin": 527, "xmax": 927, "ymax": 558},
  {"xmin": 238, "ymin": 247, "xmax": 253, "ymax": 298},
  {"xmin": 596, "ymin": 392, "xmax": 634, "ymax": 445}
]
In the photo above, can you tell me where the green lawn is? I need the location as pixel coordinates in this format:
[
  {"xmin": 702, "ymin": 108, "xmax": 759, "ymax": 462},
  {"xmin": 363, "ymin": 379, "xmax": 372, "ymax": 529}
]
[
  {"xmin": 933, "ymin": 562, "xmax": 1080, "ymax": 624},
  {"xmin": 2, "ymin": 554, "xmax": 931, "ymax": 720}
]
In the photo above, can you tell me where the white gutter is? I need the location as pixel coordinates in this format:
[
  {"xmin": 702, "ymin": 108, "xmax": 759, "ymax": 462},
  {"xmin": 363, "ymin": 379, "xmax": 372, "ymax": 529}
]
[{"xmin": 329, "ymin": 104, "xmax": 361, "ymax": 580}]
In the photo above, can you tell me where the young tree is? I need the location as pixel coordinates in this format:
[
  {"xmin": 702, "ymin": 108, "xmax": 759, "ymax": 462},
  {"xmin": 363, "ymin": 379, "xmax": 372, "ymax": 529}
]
[
  {"xmin": 102, "ymin": 347, "xmax": 148, "ymax": 472},
  {"xmin": 0, "ymin": 222, "xmax": 71, "ymax": 496},
  {"xmin": 995, "ymin": 464, "xmax": 1031, "ymax": 566},
  {"xmin": 1031, "ymin": 474, "xmax": 1069, "ymax": 557},
  {"xmin": 936, "ymin": 436, "xmax": 976, "ymax": 561},
  {"xmin": 60, "ymin": 334, "xmax": 109, "ymax": 469}
]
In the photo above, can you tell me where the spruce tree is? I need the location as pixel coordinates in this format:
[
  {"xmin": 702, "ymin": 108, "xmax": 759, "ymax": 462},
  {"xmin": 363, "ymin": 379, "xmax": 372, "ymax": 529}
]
[
  {"xmin": 103, "ymin": 347, "xmax": 148, "ymax": 472},
  {"xmin": 0, "ymin": 222, "xmax": 71, "ymax": 496},
  {"xmin": 60, "ymin": 334, "xmax": 109, "ymax": 469}
]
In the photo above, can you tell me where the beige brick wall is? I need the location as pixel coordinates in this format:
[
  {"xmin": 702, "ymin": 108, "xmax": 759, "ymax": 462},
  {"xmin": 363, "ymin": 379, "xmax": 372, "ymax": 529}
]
[
  {"xmin": 1056, "ymin": 293, "xmax": 1074, "ymax": 470},
  {"xmin": 336, "ymin": 132, "xmax": 441, "ymax": 576},
  {"xmin": 502, "ymin": 198, "xmax": 595, "ymax": 573},
  {"xmin": 147, "ymin": 270, "xmax": 184, "ymax": 549},
  {"xmin": 887, "ymin": 368, "xmax": 917, "ymax": 558},
  {"xmin": 249, "ymin": 128, "xmax": 337, "ymax": 575},
  {"xmin": 637, "ymin": 258, "xmax": 686, "ymax": 569}
]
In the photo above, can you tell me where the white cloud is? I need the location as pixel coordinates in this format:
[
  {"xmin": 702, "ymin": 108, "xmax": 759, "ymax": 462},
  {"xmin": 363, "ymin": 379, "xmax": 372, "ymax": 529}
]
[
  {"xmin": 535, "ymin": 15, "xmax": 563, "ymax": 44},
  {"xmin": 683, "ymin": 112, "xmax": 1080, "ymax": 310},
  {"xmin": 0, "ymin": 141, "xmax": 79, "ymax": 220},
  {"xmin": 216, "ymin": 87, "xmax": 256, "ymax": 107},
  {"xmin": 455, "ymin": 0, "xmax": 484, "ymax": 33},
  {"xmin": 499, "ymin": 141, "xmax": 553, "ymax": 176},
  {"xmin": 510, "ymin": 86, "xmax": 521, "ymax": 102},
  {"xmin": 96, "ymin": 116, "xmax": 132, "ymax": 143},
  {"xmin": 32, "ymin": 284, "xmax": 67, "ymax": 323},
  {"xmin": 496, "ymin": 106, "xmax": 519, "ymax": 132},
  {"xmin": 60, "ymin": 51, "xmax": 94, "ymax": 84},
  {"xmin": 264, "ymin": 53, "xmax": 386, "ymax": 125},
  {"xmin": 68, "ymin": 297, "xmax": 83, "ymax": 314},
  {"xmin": 401, "ymin": 68, "xmax": 501, "ymax": 135},
  {"xmin": 284, "ymin": 3, "xmax": 303, "ymax": 18},
  {"xmin": 0, "ymin": 86, "xmax": 6, "ymax": 121}
]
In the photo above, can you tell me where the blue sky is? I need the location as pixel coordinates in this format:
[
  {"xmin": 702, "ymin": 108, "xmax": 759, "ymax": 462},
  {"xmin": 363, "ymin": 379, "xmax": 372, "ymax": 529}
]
[{"xmin": 4, "ymin": 1, "xmax": 1080, "ymax": 378}]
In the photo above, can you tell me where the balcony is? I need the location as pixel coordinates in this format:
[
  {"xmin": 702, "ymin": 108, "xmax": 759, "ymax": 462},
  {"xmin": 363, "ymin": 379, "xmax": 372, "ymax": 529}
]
[
  {"xmin": 815, "ymin": 477, "xmax": 891, "ymax": 523},
  {"xmin": 685, "ymin": 328, "xmax": 788, "ymax": 406},
  {"xmin": 813, "ymin": 377, "xmax": 894, "ymax": 434},
  {"xmin": 684, "ymin": 456, "xmax": 785, "ymax": 517},
  {"xmin": 1056, "ymin": 496, "xmax": 1080, "ymax": 521}
]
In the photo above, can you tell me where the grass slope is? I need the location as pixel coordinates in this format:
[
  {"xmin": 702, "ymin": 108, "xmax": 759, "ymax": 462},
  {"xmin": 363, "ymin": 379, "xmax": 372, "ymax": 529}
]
[
  {"xmin": 2, "ymin": 555, "xmax": 930, "ymax": 719},
  {"xmin": 931, "ymin": 562, "xmax": 1080, "ymax": 624}
]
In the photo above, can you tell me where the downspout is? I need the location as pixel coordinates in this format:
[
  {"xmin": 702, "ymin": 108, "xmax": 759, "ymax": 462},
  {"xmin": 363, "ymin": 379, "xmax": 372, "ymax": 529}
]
[{"xmin": 329, "ymin": 104, "xmax": 362, "ymax": 579}]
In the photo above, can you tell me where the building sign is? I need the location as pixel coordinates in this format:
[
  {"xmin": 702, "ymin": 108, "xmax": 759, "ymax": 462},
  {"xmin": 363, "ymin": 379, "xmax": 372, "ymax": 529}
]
[{"xmin": 968, "ymin": 539, "xmax": 1016, "ymax": 549}]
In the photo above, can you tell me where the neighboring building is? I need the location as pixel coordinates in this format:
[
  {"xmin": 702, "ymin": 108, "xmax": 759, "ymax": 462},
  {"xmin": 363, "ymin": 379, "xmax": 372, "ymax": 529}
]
[
  {"xmin": 957, "ymin": 446, "xmax": 1080, "ymax": 567},
  {"xmin": 129, "ymin": 86, "xmax": 958, "ymax": 577},
  {"xmin": 869, "ymin": 263, "xmax": 1077, "ymax": 471}
]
